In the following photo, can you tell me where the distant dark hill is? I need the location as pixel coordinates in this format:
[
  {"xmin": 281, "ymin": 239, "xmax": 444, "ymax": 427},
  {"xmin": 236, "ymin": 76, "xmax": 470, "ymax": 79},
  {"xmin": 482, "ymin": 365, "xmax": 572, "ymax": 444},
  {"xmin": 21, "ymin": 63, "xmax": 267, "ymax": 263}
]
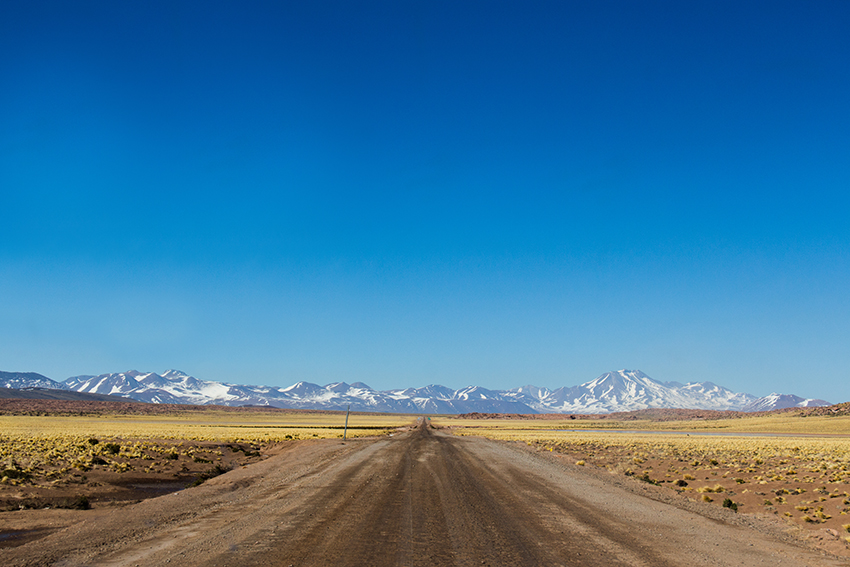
[{"xmin": 0, "ymin": 387, "xmax": 142, "ymax": 403}]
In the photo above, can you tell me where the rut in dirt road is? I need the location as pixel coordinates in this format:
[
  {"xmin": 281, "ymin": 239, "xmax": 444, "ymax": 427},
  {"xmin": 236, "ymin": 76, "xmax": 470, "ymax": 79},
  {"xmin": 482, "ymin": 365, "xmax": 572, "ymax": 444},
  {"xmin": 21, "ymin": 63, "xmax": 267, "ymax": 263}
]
[{"xmin": 231, "ymin": 420, "xmax": 672, "ymax": 567}]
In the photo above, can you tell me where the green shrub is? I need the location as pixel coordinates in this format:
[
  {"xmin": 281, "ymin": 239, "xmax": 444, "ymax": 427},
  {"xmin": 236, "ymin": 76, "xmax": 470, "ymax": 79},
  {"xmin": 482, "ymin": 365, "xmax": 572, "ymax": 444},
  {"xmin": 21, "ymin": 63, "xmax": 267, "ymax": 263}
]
[{"xmin": 638, "ymin": 473, "xmax": 659, "ymax": 486}]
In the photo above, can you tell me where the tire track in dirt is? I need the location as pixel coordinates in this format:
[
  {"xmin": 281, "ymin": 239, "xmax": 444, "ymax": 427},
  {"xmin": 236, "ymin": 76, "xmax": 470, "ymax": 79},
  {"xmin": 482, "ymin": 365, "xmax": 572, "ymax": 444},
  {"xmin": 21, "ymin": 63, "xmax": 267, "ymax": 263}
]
[
  {"xmin": 235, "ymin": 420, "xmax": 456, "ymax": 566},
  {"xmin": 435, "ymin": 433, "xmax": 674, "ymax": 567}
]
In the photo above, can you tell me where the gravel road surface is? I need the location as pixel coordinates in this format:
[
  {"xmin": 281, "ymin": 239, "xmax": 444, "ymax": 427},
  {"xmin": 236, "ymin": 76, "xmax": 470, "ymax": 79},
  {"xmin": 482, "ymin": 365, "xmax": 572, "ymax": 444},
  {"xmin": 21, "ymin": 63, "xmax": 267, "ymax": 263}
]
[{"xmin": 3, "ymin": 420, "xmax": 845, "ymax": 566}]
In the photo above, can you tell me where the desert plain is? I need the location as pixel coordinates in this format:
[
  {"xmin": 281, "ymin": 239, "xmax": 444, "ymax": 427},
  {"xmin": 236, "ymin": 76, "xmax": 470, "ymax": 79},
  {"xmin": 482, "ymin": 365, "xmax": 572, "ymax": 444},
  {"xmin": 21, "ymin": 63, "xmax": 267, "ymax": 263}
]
[{"xmin": 1, "ymin": 399, "xmax": 849, "ymax": 565}]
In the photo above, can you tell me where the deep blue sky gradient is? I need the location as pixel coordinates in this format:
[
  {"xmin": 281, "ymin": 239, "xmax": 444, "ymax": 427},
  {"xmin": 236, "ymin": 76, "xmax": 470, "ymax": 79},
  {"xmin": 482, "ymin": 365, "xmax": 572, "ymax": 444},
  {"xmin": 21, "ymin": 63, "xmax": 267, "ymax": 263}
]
[{"xmin": 2, "ymin": 1, "xmax": 849, "ymax": 400}]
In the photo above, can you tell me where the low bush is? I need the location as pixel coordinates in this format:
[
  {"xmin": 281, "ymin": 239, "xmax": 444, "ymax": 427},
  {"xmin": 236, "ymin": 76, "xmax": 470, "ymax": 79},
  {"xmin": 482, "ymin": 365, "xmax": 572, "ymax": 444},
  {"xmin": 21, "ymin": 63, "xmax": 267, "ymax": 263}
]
[
  {"xmin": 637, "ymin": 473, "xmax": 659, "ymax": 485},
  {"xmin": 103, "ymin": 443, "xmax": 120, "ymax": 455},
  {"xmin": 2, "ymin": 468, "xmax": 31, "ymax": 481}
]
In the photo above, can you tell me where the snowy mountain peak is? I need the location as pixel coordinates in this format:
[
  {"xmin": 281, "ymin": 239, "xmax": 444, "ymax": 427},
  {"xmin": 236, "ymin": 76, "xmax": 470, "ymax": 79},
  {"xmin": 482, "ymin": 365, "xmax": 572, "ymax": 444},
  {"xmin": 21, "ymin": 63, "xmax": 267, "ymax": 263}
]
[
  {"xmin": 1, "ymin": 371, "xmax": 65, "ymax": 390},
  {"xmin": 162, "ymin": 369, "xmax": 189, "ymax": 378},
  {"xmin": 742, "ymin": 393, "xmax": 832, "ymax": 412},
  {"xmin": 454, "ymin": 386, "xmax": 501, "ymax": 401},
  {"xmin": 281, "ymin": 381, "xmax": 324, "ymax": 397}
]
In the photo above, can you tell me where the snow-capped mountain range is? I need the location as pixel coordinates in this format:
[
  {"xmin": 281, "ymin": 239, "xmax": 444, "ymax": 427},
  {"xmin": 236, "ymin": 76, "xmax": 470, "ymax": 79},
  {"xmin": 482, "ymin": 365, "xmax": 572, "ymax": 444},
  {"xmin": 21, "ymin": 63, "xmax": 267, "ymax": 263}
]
[{"xmin": 0, "ymin": 369, "xmax": 832, "ymax": 414}]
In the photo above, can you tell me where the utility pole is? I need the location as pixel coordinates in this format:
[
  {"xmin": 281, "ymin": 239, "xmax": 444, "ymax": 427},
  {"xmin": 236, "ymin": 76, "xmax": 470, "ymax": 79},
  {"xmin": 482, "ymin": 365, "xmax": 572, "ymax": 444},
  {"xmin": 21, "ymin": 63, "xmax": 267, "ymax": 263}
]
[{"xmin": 343, "ymin": 404, "xmax": 350, "ymax": 441}]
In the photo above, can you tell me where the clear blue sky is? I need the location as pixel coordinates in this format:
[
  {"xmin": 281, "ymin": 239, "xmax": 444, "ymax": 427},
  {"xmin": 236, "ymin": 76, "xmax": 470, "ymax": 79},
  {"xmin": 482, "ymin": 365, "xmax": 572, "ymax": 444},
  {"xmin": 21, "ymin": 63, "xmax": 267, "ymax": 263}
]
[{"xmin": 2, "ymin": 1, "xmax": 848, "ymax": 401}]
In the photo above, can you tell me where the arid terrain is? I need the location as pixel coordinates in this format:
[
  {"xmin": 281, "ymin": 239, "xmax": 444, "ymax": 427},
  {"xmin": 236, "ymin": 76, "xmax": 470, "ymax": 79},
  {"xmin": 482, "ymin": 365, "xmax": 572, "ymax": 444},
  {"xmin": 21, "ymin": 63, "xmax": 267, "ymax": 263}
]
[
  {"xmin": 0, "ymin": 399, "xmax": 409, "ymax": 551},
  {"xmin": 441, "ymin": 408, "xmax": 850, "ymax": 554},
  {"xmin": 2, "ymin": 414, "xmax": 849, "ymax": 566}
]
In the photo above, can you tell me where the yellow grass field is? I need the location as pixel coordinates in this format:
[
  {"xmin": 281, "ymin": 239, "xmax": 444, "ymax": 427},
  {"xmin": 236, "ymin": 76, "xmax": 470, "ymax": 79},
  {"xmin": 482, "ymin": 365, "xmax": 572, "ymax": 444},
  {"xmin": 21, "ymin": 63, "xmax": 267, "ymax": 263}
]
[
  {"xmin": 1, "ymin": 410, "xmax": 414, "ymax": 443},
  {"xmin": 1, "ymin": 409, "xmax": 416, "ymax": 492},
  {"xmin": 435, "ymin": 414, "xmax": 850, "ymax": 434}
]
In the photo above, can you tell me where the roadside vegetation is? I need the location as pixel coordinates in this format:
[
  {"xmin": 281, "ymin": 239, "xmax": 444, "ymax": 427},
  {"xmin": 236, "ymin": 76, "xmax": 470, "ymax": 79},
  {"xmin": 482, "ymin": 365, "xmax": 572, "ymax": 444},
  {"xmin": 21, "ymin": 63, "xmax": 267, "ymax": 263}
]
[{"xmin": 0, "ymin": 402, "xmax": 413, "ymax": 510}]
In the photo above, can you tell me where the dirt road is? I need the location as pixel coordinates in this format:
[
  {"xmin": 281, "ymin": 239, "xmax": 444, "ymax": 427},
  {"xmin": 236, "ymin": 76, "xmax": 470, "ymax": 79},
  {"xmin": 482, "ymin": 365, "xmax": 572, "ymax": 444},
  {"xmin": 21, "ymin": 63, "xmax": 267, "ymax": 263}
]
[{"xmin": 3, "ymin": 421, "xmax": 845, "ymax": 566}]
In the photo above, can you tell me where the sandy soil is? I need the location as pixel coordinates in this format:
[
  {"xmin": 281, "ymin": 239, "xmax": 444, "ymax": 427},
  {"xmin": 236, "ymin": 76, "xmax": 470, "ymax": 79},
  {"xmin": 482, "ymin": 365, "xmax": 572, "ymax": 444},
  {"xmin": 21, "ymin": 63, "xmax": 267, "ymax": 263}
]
[{"xmin": 2, "ymin": 421, "xmax": 847, "ymax": 566}]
